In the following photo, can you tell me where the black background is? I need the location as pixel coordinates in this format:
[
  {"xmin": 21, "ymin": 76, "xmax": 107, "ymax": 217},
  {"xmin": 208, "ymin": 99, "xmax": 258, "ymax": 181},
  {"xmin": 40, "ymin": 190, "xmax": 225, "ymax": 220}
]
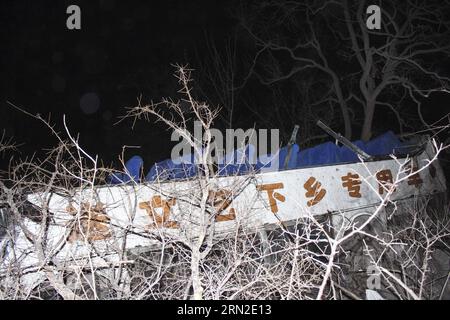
[
  {"xmin": 0, "ymin": 0, "xmax": 236, "ymax": 171},
  {"xmin": 1, "ymin": 0, "xmax": 449, "ymax": 174}
]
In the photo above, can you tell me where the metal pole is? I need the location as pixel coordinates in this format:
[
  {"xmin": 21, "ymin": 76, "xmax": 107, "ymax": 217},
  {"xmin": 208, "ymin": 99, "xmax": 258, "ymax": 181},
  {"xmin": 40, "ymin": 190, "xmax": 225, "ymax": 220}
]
[
  {"xmin": 316, "ymin": 120, "xmax": 372, "ymax": 161},
  {"xmin": 283, "ymin": 125, "xmax": 300, "ymax": 169}
]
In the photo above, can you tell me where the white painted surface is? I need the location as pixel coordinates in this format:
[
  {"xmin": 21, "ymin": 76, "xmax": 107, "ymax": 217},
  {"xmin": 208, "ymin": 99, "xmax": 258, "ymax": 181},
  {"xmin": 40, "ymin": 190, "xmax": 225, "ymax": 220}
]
[{"xmin": 1, "ymin": 140, "xmax": 446, "ymax": 290}]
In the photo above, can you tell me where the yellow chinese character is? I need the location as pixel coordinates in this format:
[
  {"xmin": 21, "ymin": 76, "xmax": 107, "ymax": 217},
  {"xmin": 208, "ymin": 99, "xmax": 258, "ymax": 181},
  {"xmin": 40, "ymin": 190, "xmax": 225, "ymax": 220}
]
[
  {"xmin": 256, "ymin": 183, "xmax": 286, "ymax": 213},
  {"xmin": 207, "ymin": 189, "xmax": 236, "ymax": 222},
  {"xmin": 139, "ymin": 195, "xmax": 179, "ymax": 229},
  {"xmin": 304, "ymin": 177, "xmax": 326, "ymax": 207},
  {"xmin": 66, "ymin": 202, "xmax": 111, "ymax": 242},
  {"xmin": 376, "ymin": 169, "xmax": 395, "ymax": 195},
  {"xmin": 341, "ymin": 172, "xmax": 362, "ymax": 198},
  {"xmin": 406, "ymin": 160, "xmax": 423, "ymax": 188}
]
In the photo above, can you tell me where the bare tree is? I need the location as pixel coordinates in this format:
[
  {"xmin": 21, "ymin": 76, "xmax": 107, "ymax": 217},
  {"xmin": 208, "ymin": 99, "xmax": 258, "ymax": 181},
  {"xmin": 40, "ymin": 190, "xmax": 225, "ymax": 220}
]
[
  {"xmin": 1, "ymin": 67, "xmax": 448, "ymax": 300},
  {"xmin": 236, "ymin": 0, "xmax": 450, "ymax": 140},
  {"xmin": 195, "ymin": 36, "xmax": 239, "ymax": 129}
]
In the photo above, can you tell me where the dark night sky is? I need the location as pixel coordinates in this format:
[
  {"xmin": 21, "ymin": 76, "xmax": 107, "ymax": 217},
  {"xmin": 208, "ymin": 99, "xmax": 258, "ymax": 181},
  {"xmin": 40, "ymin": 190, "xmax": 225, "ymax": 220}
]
[
  {"xmin": 1, "ymin": 1, "xmax": 449, "ymax": 174},
  {"xmin": 0, "ymin": 0, "xmax": 236, "ymax": 171}
]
